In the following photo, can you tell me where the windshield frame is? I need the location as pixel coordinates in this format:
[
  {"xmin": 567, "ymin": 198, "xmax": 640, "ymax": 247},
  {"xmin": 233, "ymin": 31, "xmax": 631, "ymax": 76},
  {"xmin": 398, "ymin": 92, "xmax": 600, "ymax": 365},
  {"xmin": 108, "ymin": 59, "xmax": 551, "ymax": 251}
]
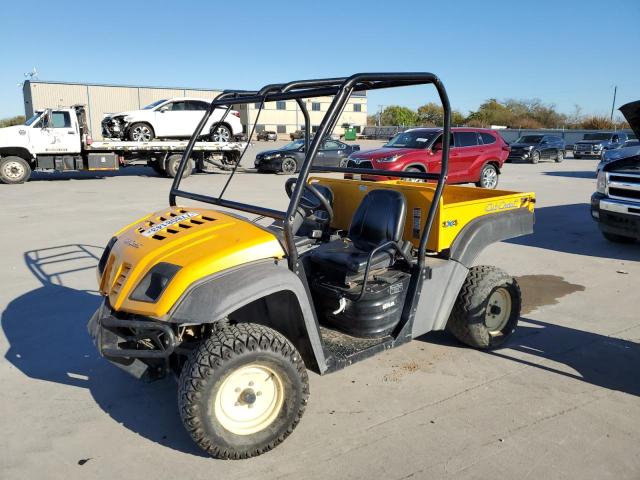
[{"xmin": 143, "ymin": 99, "xmax": 168, "ymax": 110}]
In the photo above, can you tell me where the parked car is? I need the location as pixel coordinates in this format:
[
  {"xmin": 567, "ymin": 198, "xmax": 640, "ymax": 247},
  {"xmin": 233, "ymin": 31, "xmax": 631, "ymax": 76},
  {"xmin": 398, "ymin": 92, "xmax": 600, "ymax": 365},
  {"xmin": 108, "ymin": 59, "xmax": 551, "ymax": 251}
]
[
  {"xmin": 591, "ymin": 100, "xmax": 640, "ymax": 243},
  {"xmin": 574, "ymin": 132, "xmax": 628, "ymax": 159},
  {"xmin": 290, "ymin": 129, "xmax": 307, "ymax": 140},
  {"xmin": 102, "ymin": 97, "xmax": 243, "ymax": 142},
  {"xmin": 255, "ymin": 138, "xmax": 360, "ymax": 174},
  {"xmin": 596, "ymin": 139, "xmax": 640, "ymax": 174},
  {"xmin": 507, "ymin": 134, "xmax": 565, "ymax": 163},
  {"xmin": 257, "ymin": 130, "xmax": 277, "ymax": 141},
  {"xmin": 345, "ymin": 128, "xmax": 509, "ymax": 188}
]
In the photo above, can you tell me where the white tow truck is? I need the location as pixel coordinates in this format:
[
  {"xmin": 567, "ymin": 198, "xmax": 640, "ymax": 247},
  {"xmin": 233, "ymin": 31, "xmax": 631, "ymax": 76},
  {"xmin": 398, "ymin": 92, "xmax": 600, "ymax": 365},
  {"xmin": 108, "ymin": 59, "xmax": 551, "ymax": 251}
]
[{"xmin": 0, "ymin": 105, "xmax": 246, "ymax": 184}]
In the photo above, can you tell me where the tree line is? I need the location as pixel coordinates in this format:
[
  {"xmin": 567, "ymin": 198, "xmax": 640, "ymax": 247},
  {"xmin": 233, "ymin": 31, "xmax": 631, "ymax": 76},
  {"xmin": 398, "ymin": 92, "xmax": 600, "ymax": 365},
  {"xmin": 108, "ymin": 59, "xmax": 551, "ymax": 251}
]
[
  {"xmin": 368, "ymin": 99, "xmax": 630, "ymax": 130},
  {"xmin": 0, "ymin": 115, "xmax": 25, "ymax": 128}
]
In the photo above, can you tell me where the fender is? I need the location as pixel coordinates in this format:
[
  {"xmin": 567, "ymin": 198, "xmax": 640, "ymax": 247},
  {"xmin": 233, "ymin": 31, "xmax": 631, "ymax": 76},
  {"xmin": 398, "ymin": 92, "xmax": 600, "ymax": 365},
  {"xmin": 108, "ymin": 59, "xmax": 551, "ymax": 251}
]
[{"xmin": 169, "ymin": 259, "xmax": 328, "ymax": 373}]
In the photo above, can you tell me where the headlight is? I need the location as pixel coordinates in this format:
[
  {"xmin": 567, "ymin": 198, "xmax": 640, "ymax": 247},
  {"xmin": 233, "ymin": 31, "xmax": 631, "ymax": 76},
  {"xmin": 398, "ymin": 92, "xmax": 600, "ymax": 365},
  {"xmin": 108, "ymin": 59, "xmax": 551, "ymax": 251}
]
[
  {"xmin": 263, "ymin": 153, "xmax": 282, "ymax": 160},
  {"xmin": 130, "ymin": 262, "xmax": 181, "ymax": 303},
  {"xmin": 377, "ymin": 155, "xmax": 401, "ymax": 163},
  {"xmin": 98, "ymin": 237, "xmax": 117, "ymax": 276},
  {"xmin": 596, "ymin": 171, "xmax": 607, "ymax": 194},
  {"xmin": 593, "ymin": 144, "xmax": 603, "ymax": 150},
  {"xmin": 123, "ymin": 116, "xmax": 133, "ymax": 122}
]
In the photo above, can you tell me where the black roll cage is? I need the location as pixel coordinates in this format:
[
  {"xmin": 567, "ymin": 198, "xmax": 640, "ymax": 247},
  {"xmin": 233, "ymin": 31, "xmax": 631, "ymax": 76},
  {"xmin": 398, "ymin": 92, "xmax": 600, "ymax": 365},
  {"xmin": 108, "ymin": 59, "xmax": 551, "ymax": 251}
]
[{"xmin": 169, "ymin": 73, "xmax": 451, "ymax": 271}]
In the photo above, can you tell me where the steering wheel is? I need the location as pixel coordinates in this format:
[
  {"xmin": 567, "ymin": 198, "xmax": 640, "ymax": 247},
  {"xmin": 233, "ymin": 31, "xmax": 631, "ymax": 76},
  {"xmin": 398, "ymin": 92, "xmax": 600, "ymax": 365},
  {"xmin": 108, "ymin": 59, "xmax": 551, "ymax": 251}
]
[{"xmin": 285, "ymin": 178, "xmax": 334, "ymax": 226}]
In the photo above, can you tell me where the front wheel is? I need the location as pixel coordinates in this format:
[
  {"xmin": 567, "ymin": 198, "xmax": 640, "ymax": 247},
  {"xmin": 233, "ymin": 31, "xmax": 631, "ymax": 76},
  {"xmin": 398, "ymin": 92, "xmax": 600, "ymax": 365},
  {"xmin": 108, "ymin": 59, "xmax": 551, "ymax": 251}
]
[
  {"xmin": 447, "ymin": 265, "xmax": 521, "ymax": 349},
  {"xmin": 210, "ymin": 125, "xmax": 232, "ymax": 142},
  {"xmin": 531, "ymin": 151, "xmax": 540, "ymax": 164},
  {"xmin": 0, "ymin": 156, "xmax": 32, "ymax": 184},
  {"xmin": 404, "ymin": 166, "xmax": 424, "ymax": 182},
  {"xmin": 280, "ymin": 157, "xmax": 297, "ymax": 174},
  {"xmin": 476, "ymin": 163, "xmax": 499, "ymax": 189},
  {"xmin": 555, "ymin": 150, "xmax": 564, "ymax": 162},
  {"xmin": 178, "ymin": 323, "xmax": 309, "ymax": 459},
  {"xmin": 128, "ymin": 123, "xmax": 155, "ymax": 142}
]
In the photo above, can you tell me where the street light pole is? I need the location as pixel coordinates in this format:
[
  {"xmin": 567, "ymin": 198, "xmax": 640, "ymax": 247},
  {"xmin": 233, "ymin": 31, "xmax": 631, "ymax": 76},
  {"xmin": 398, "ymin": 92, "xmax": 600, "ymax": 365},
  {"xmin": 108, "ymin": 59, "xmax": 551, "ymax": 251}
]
[{"xmin": 610, "ymin": 85, "xmax": 617, "ymax": 122}]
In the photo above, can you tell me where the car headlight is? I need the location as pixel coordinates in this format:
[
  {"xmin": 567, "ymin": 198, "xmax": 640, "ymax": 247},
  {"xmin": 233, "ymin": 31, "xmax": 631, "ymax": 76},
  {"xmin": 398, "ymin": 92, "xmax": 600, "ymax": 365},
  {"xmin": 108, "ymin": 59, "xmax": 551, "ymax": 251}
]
[
  {"xmin": 130, "ymin": 262, "xmax": 181, "ymax": 303},
  {"xmin": 377, "ymin": 155, "xmax": 401, "ymax": 163},
  {"xmin": 123, "ymin": 116, "xmax": 133, "ymax": 122},
  {"xmin": 593, "ymin": 144, "xmax": 603, "ymax": 150},
  {"xmin": 596, "ymin": 171, "xmax": 607, "ymax": 193},
  {"xmin": 263, "ymin": 153, "xmax": 282, "ymax": 160}
]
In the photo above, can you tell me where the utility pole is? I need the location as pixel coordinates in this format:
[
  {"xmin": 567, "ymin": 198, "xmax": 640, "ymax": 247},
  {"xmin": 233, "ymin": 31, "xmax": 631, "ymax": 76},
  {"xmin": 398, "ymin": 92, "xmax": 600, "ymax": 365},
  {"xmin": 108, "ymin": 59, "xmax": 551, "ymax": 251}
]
[
  {"xmin": 377, "ymin": 104, "xmax": 385, "ymax": 126},
  {"xmin": 610, "ymin": 85, "xmax": 617, "ymax": 122}
]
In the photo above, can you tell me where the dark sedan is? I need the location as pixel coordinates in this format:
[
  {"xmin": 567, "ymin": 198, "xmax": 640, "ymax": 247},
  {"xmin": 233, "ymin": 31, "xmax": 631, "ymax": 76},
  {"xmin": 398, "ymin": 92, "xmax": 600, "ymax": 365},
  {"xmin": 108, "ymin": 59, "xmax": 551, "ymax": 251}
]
[
  {"xmin": 257, "ymin": 130, "xmax": 277, "ymax": 141},
  {"xmin": 507, "ymin": 134, "xmax": 565, "ymax": 163},
  {"xmin": 255, "ymin": 139, "xmax": 360, "ymax": 174}
]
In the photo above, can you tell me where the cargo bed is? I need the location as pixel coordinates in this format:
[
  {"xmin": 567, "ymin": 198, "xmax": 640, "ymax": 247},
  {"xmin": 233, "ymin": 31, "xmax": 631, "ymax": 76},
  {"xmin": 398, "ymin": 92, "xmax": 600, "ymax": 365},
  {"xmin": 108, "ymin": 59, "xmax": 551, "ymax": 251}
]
[{"xmin": 310, "ymin": 177, "xmax": 536, "ymax": 252}]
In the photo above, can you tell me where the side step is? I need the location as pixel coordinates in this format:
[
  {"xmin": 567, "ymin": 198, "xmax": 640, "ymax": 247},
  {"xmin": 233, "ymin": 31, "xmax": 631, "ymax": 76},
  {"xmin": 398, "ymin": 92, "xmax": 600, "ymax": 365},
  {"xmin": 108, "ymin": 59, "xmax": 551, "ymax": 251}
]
[{"xmin": 320, "ymin": 326, "xmax": 399, "ymax": 373}]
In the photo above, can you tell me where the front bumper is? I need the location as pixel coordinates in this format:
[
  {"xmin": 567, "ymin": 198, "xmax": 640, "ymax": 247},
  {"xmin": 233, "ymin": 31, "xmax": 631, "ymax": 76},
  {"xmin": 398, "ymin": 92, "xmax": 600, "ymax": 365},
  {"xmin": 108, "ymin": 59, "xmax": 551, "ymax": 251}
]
[
  {"xmin": 101, "ymin": 118, "xmax": 126, "ymax": 139},
  {"xmin": 590, "ymin": 193, "xmax": 640, "ymax": 240},
  {"xmin": 508, "ymin": 151, "xmax": 531, "ymax": 161},
  {"xmin": 574, "ymin": 149, "xmax": 602, "ymax": 157},
  {"xmin": 255, "ymin": 157, "xmax": 283, "ymax": 171},
  {"xmin": 87, "ymin": 299, "xmax": 177, "ymax": 381}
]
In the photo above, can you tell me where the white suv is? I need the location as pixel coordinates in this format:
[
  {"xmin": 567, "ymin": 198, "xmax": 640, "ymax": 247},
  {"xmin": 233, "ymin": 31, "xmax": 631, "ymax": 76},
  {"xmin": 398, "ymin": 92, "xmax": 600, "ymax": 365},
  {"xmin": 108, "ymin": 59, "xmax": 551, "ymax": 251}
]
[{"xmin": 102, "ymin": 97, "xmax": 243, "ymax": 142}]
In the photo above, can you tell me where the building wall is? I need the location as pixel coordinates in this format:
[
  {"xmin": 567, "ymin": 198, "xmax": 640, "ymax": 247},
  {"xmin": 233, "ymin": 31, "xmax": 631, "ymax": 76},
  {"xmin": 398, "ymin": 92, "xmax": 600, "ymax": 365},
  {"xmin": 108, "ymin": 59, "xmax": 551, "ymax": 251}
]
[
  {"xmin": 24, "ymin": 81, "xmax": 368, "ymax": 140},
  {"xmin": 238, "ymin": 94, "xmax": 368, "ymax": 138}
]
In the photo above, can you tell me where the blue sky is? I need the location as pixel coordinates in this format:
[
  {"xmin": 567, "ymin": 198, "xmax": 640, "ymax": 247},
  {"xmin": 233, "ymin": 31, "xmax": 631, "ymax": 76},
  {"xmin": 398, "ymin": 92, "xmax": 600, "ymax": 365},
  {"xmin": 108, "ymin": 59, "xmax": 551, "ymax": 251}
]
[{"xmin": 1, "ymin": 0, "xmax": 638, "ymax": 120}]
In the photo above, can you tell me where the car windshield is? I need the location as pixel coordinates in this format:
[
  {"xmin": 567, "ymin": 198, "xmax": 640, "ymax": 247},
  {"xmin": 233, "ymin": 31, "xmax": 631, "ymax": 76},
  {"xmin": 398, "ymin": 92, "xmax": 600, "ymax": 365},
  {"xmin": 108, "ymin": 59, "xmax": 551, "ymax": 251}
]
[
  {"xmin": 515, "ymin": 135, "xmax": 543, "ymax": 144},
  {"xmin": 583, "ymin": 133, "xmax": 611, "ymax": 141},
  {"xmin": 384, "ymin": 131, "xmax": 437, "ymax": 149},
  {"xmin": 143, "ymin": 99, "xmax": 167, "ymax": 110},
  {"xmin": 24, "ymin": 113, "xmax": 42, "ymax": 126},
  {"xmin": 281, "ymin": 140, "xmax": 305, "ymax": 150}
]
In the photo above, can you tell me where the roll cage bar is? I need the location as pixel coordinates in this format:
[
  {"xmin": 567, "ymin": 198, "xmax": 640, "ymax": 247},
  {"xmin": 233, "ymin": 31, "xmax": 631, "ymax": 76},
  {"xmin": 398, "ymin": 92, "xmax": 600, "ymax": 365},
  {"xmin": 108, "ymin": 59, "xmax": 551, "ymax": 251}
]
[{"xmin": 169, "ymin": 72, "xmax": 451, "ymax": 271}]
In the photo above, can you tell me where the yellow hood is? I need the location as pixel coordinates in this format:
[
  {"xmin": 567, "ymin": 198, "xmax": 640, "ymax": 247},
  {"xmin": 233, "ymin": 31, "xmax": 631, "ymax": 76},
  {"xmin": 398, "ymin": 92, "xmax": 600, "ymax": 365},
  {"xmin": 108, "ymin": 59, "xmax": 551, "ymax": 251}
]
[{"xmin": 99, "ymin": 206, "xmax": 284, "ymax": 318}]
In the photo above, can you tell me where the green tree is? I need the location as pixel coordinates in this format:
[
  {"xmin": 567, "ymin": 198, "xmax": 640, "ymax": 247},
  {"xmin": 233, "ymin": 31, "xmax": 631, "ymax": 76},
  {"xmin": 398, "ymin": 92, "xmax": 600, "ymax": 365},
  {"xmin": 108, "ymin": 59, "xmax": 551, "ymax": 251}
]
[
  {"xmin": 380, "ymin": 105, "xmax": 418, "ymax": 126},
  {"xmin": 0, "ymin": 115, "xmax": 25, "ymax": 128}
]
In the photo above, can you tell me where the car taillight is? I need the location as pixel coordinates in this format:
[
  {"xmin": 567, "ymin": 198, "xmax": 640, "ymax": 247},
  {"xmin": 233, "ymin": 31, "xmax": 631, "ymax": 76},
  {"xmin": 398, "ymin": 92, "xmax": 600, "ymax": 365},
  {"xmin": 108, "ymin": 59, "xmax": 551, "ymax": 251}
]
[
  {"xmin": 232, "ymin": 111, "xmax": 240, "ymax": 118},
  {"xmin": 502, "ymin": 145, "xmax": 510, "ymax": 151}
]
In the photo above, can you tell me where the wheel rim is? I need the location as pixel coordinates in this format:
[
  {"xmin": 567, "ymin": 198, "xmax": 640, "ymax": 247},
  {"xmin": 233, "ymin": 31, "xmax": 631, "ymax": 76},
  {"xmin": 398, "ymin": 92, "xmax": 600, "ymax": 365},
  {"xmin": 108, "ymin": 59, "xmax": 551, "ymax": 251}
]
[
  {"xmin": 212, "ymin": 126, "xmax": 231, "ymax": 142},
  {"xmin": 482, "ymin": 167, "xmax": 497, "ymax": 188},
  {"xmin": 532, "ymin": 152, "xmax": 539, "ymax": 162},
  {"xmin": 558, "ymin": 151, "xmax": 563, "ymax": 161},
  {"xmin": 214, "ymin": 363, "xmax": 284, "ymax": 436},
  {"xmin": 133, "ymin": 126, "xmax": 152, "ymax": 141},
  {"xmin": 484, "ymin": 287, "xmax": 512, "ymax": 333},
  {"xmin": 2, "ymin": 160, "xmax": 25, "ymax": 180},
  {"xmin": 405, "ymin": 169, "xmax": 424, "ymax": 182},
  {"xmin": 282, "ymin": 158, "xmax": 296, "ymax": 174}
]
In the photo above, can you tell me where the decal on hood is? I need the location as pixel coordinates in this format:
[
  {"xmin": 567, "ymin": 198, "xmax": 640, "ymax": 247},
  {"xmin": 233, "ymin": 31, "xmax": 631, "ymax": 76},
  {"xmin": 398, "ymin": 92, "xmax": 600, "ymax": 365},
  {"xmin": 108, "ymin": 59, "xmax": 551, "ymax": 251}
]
[{"xmin": 141, "ymin": 212, "xmax": 198, "ymax": 237}]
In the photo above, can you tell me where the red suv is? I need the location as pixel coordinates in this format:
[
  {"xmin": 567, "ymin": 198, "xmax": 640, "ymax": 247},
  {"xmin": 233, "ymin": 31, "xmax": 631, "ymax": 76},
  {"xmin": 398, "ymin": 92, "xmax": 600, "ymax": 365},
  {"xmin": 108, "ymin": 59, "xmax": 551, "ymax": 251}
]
[{"xmin": 346, "ymin": 128, "xmax": 510, "ymax": 188}]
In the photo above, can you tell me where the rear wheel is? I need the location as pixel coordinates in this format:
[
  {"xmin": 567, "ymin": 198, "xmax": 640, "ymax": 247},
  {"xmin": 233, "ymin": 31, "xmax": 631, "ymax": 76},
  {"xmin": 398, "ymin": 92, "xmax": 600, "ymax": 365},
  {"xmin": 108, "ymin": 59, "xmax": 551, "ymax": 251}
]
[
  {"xmin": 531, "ymin": 151, "xmax": 540, "ymax": 164},
  {"xmin": 165, "ymin": 154, "xmax": 192, "ymax": 178},
  {"xmin": 128, "ymin": 123, "xmax": 154, "ymax": 142},
  {"xmin": 178, "ymin": 323, "xmax": 309, "ymax": 459},
  {"xmin": 210, "ymin": 124, "xmax": 232, "ymax": 142},
  {"xmin": 555, "ymin": 150, "xmax": 564, "ymax": 162},
  {"xmin": 280, "ymin": 157, "xmax": 297, "ymax": 174},
  {"xmin": 447, "ymin": 265, "xmax": 521, "ymax": 349},
  {"xmin": 602, "ymin": 231, "xmax": 636, "ymax": 243},
  {"xmin": 476, "ymin": 163, "xmax": 498, "ymax": 189},
  {"xmin": 0, "ymin": 156, "xmax": 31, "ymax": 184}
]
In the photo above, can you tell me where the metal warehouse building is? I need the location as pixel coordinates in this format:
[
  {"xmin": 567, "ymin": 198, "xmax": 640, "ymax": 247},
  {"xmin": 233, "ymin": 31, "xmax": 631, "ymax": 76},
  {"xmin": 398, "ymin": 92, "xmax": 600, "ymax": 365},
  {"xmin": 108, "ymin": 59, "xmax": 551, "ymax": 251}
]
[{"xmin": 23, "ymin": 80, "xmax": 368, "ymax": 140}]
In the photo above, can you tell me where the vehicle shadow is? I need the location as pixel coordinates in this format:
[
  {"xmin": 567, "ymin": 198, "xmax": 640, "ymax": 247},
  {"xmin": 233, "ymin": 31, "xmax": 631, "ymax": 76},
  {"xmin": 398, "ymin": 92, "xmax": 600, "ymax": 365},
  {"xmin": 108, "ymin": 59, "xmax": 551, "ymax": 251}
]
[
  {"xmin": 29, "ymin": 166, "xmax": 163, "ymax": 181},
  {"xmin": 542, "ymin": 171, "xmax": 596, "ymax": 179},
  {"xmin": 1, "ymin": 244, "xmax": 206, "ymax": 457},
  {"xmin": 421, "ymin": 317, "xmax": 639, "ymax": 397},
  {"xmin": 506, "ymin": 203, "xmax": 640, "ymax": 261}
]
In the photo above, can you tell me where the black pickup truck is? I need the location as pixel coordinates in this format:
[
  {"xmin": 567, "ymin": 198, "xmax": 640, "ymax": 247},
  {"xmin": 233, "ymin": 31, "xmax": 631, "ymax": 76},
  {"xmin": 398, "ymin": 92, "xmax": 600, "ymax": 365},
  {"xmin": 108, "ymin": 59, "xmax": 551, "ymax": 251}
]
[{"xmin": 591, "ymin": 101, "xmax": 640, "ymax": 243}]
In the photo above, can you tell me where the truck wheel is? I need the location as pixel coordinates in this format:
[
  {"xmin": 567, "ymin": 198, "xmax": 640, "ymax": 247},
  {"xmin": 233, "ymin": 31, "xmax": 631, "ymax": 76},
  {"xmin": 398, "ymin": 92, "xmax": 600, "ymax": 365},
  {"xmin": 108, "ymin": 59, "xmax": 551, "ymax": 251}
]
[
  {"xmin": 0, "ymin": 156, "xmax": 32, "ymax": 184},
  {"xmin": 280, "ymin": 157, "xmax": 297, "ymax": 174},
  {"xmin": 128, "ymin": 123, "xmax": 155, "ymax": 142},
  {"xmin": 165, "ymin": 154, "xmax": 192, "ymax": 178},
  {"xmin": 476, "ymin": 163, "xmax": 498, "ymax": 189},
  {"xmin": 447, "ymin": 265, "xmax": 521, "ymax": 350},
  {"xmin": 531, "ymin": 151, "xmax": 540, "ymax": 164},
  {"xmin": 573, "ymin": 153, "xmax": 581, "ymax": 159},
  {"xmin": 178, "ymin": 323, "xmax": 309, "ymax": 459},
  {"xmin": 602, "ymin": 232, "xmax": 636, "ymax": 244},
  {"xmin": 555, "ymin": 150, "xmax": 564, "ymax": 163},
  {"xmin": 210, "ymin": 125, "xmax": 232, "ymax": 142}
]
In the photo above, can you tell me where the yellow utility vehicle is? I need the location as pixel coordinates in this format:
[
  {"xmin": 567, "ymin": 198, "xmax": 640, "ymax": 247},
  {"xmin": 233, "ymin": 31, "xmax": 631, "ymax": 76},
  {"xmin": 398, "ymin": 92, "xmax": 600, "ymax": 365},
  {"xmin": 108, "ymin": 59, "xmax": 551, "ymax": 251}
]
[{"xmin": 88, "ymin": 73, "xmax": 535, "ymax": 459}]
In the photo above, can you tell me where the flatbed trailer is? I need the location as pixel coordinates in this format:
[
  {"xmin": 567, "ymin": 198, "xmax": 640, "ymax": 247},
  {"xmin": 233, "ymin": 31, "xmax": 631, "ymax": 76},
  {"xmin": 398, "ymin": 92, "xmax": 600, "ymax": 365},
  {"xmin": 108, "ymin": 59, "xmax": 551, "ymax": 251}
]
[{"xmin": 0, "ymin": 105, "xmax": 246, "ymax": 183}]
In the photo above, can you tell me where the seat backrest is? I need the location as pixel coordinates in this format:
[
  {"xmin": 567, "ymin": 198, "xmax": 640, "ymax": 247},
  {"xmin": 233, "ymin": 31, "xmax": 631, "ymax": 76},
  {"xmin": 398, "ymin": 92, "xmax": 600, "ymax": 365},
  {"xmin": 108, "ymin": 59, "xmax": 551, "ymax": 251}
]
[{"xmin": 348, "ymin": 189, "xmax": 407, "ymax": 251}]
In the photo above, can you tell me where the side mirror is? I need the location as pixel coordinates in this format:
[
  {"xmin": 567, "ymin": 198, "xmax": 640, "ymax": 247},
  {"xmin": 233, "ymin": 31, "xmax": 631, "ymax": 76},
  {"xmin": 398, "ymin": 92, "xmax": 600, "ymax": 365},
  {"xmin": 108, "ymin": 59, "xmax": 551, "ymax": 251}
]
[
  {"xmin": 432, "ymin": 143, "xmax": 442, "ymax": 152},
  {"xmin": 42, "ymin": 109, "xmax": 52, "ymax": 128},
  {"xmin": 159, "ymin": 106, "xmax": 169, "ymax": 113}
]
